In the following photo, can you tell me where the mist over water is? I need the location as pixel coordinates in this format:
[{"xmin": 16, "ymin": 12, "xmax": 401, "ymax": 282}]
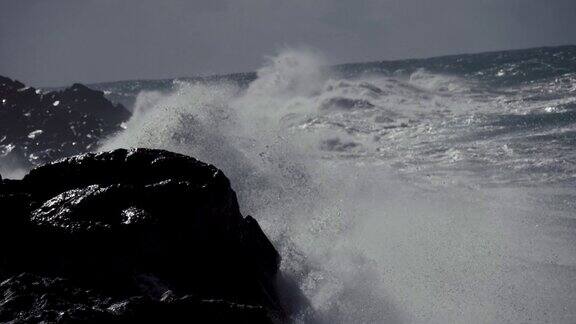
[
  {"xmin": 101, "ymin": 49, "xmax": 576, "ymax": 323},
  {"xmin": 0, "ymin": 165, "xmax": 27, "ymax": 180},
  {"xmin": 0, "ymin": 148, "xmax": 29, "ymax": 179}
]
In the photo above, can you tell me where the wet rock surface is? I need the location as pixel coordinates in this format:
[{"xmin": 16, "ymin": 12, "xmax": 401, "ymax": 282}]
[
  {"xmin": 0, "ymin": 76, "xmax": 130, "ymax": 172},
  {"xmin": 0, "ymin": 148, "xmax": 283, "ymax": 323}
]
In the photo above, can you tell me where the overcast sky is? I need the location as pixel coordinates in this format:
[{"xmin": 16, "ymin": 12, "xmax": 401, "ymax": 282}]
[{"xmin": 1, "ymin": 0, "xmax": 575, "ymax": 87}]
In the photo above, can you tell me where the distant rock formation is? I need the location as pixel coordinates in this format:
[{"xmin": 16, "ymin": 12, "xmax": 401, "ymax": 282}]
[
  {"xmin": 0, "ymin": 76, "xmax": 131, "ymax": 174},
  {"xmin": 0, "ymin": 148, "xmax": 283, "ymax": 323}
]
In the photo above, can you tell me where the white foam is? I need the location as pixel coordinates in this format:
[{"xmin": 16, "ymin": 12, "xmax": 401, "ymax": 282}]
[
  {"xmin": 100, "ymin": 49, "xmax": 576, "ymax": 323},
  {"xmin": 27, "ymin": 129, "xmax": 44, "ymax": 139}
]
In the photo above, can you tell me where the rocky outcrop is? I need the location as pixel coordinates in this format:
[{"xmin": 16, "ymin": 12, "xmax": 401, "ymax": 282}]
[
  {"xmin": 0, "ymin": 273, "xmax": 278, "ymax": 323},
  {"xmin": 0, "ymin": 148, "xmax": 283, "ymax": 323},
  {"xmin": 0, "ymin": 76, "xmax": 130, "ymax": 172}
]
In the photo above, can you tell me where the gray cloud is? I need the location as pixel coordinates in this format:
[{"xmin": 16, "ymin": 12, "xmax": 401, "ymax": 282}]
[{"xmin": 0, "ymin": 0, "xmax": 574, "ymax": 86}]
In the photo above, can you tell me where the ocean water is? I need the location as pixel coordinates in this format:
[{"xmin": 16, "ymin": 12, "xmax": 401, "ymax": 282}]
[{"xmin": 100, "ymin": 46, "xmax": 576, "ymax": 323}]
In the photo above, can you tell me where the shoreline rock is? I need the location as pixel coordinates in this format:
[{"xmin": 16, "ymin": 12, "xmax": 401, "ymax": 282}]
[
  {"xmin": 0, "ymin": 76, "xmax": 131, "ymax": 172},
  {"xmin": 0, "ymin": 148, "xmax": 284, "ymax": 323}
]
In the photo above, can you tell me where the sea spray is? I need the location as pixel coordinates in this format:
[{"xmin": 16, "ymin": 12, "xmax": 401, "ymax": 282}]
[{"xmin": 101, "ymin": 49, "xmax": 576, "ymax": 323}]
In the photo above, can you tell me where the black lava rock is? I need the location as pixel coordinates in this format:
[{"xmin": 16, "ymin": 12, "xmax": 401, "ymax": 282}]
[
  {"xmin": 0, "ymin": 148, "xmax": 283, "ymax": 323},
  {"xmin": 0, "ymin": 76, "xmax": 131, "ymax": 172}
]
